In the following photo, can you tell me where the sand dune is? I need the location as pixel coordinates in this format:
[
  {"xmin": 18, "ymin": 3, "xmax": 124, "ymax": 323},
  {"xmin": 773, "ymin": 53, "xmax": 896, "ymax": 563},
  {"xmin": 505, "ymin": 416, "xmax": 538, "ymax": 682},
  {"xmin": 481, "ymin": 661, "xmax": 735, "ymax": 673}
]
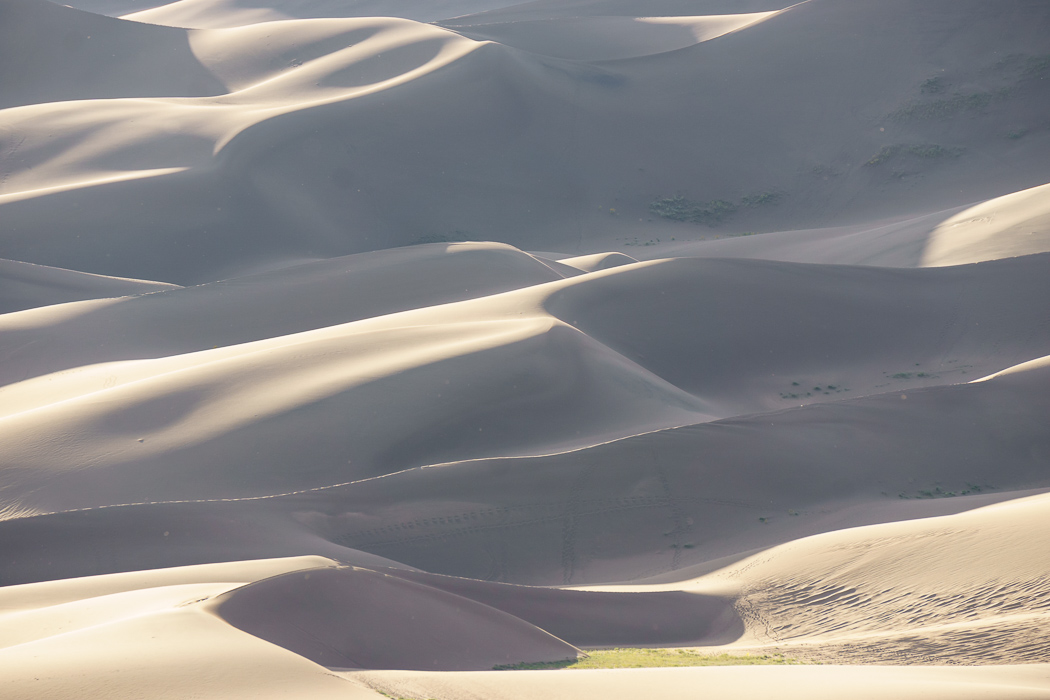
[
  {"xmin": 923, "ymin": 181, "xmax": 1050, "ymax": 266},
  {"xmin": 0, "ymin": 0, "xmax": 223, "ymax": 109},
  {"xmin": 213, "ymin": 565, "xmax": 580, "ymax": 670},
  {"xmin": 125, "ymin": 0, "xmax": 530, "ymax": 28},
  {"xmin": 2, "ymin": 0, "xmax": 1049, "ymax": 696},
  {"xmin": 0, "ymin": 241, "xmax": 565, "ymax": 385},
  {"xmin": 0, "ymin": 257, "xmax": 178, "ymax": 314},
  {"xmin": 3, "ymin": 0, "xmax": 1049, "ymax": 282},
  {"xmin": 351, "ymin": 665, "xmax": 1050, "ymax": 700},
  {"xmin": 642, "ymin": 180, "xmax": 1050, "ymax": 267},
  {"xmin": 442, "ymin": 12, "xmax": 781, "ymax": 62}
]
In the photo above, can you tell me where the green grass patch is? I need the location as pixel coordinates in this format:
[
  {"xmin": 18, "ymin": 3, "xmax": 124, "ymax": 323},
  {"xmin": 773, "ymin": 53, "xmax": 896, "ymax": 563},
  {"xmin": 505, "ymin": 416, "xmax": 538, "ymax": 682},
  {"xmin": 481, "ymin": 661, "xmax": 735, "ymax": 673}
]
[
  {"xmin": 495, "ymin": 648, "xmax": 796, "ymax": 671},
  {"xmin": 649, "ymin": 191, "xmax": 781, "ymax": 226}
]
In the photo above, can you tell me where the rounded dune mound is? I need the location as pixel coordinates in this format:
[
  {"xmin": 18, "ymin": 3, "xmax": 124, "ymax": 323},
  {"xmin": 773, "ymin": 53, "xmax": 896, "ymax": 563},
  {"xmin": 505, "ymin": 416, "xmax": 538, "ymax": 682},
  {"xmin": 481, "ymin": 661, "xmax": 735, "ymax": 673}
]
[
  {"xmin": 443, "ymin": 12, "xmax": 780, "ymax": 62},
  {"xmin": 0, "ymin": 0, "xmax": 224, "ymax": 109},
  {"xmin": 922, "ymin": 181, "xmax": 1050, "ymax": 267},
  {"xmin": 210, "ymin": 565, "xmax": 580, "ymax": 670},
  {"xmin": 559, "ymin": 251, "xmax": 638, "ymax": 272},
  {"xmin": 0, "ymin": 258, "xmax": 178, "ymax": 314}
]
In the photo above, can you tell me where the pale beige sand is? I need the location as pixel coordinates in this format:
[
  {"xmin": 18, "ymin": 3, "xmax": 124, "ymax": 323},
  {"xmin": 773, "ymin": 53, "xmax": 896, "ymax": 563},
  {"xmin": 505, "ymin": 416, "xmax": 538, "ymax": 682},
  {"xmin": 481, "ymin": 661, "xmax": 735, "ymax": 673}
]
[
  {"xmin": 558, "ymin": 251, "xmax": 637, "ymax": 272},
  {"xmin": 923, "ymin": 182, "xmax": 1050, "ymax": 266},
  {"xmin": 0, "ymin": 557, "xmax": 382, "ymax": 700},
  {"xmin": 349, "ymin": 665, "xmax": 1050, "ymax": 700},
  {"xmin": 2, "ymin": 0, "xmax": 1049, "ymax": 696}
]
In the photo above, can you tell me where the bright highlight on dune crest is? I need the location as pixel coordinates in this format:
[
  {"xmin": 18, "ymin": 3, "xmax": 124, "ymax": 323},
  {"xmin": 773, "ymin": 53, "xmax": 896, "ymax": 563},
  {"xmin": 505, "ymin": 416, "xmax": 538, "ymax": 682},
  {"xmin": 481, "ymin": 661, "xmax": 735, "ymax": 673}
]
[{"xmin": 1, "ymin": 0, "xmax": 1049, "ymax": 697}]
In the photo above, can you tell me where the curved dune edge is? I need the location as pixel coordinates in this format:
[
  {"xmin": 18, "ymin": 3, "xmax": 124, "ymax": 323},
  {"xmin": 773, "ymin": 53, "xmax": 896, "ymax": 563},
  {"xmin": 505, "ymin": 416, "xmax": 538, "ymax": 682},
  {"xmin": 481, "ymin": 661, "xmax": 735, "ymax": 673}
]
[
  {"xmin": 440, "ymin": 12, "xmax": 781, "ymax": 62},
  {"xmin": 0, "ymin": 257, "xmax": 179, "ymax": 314},
  {"xmin": 921, "ymin": 181, "xmax": 1050, "ymax": 267},
  {"xmin": 209, "ymin": 565, "xmax": 582, "ymax": 671}
]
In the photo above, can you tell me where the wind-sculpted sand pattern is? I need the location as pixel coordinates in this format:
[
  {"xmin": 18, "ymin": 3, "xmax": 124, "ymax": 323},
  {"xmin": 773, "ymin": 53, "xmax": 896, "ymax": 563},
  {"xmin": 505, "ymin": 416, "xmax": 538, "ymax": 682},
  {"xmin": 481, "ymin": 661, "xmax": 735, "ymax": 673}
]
[{"xmin": 2, "ymin": 0, "xmax": 1050, "ymax": 697}]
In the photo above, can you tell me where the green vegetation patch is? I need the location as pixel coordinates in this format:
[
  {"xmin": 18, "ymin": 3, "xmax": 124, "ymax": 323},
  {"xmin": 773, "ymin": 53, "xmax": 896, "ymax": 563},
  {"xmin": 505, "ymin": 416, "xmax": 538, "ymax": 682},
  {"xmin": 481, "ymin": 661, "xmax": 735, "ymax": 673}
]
[
  {"xmin": 650, "ymin": 191, "xmax": 781, "ymax": 226},
  {"xmin": 891, "ymin": 92, "xmax": 994, "ymax": 121},
  {"xmin": 866, "ymin": 144, "xmax": 964, "ymax": 166},
  {"xmin": 495, "ymin": 648, "xmax": 796, "ymax": 670}
]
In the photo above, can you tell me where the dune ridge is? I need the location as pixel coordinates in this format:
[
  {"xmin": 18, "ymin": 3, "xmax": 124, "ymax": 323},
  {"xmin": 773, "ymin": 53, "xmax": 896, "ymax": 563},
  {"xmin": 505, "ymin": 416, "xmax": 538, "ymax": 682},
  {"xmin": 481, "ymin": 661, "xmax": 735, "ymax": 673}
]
[{"xmin": 1, "ymin": 0, "xmax": 1049, "ymax": 696}]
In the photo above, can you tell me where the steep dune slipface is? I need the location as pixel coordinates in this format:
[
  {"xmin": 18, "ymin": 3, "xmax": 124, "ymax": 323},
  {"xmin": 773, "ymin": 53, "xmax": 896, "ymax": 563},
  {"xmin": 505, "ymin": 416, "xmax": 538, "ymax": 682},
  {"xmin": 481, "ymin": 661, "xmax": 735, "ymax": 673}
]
[
  {"xmin": 377, "ymin": 567, "xmax": 742, "ymax": 647},
  {"xmin": 211, "ymin": 565, "xmax": 580, "ymax": 670}
]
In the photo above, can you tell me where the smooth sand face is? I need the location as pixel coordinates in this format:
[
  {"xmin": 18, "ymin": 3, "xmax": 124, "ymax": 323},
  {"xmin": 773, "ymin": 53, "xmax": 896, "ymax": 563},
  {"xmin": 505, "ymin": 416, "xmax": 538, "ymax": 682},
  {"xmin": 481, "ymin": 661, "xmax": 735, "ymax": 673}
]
[{"xmin": 2, "ymin": 0, "xmax": 1049, "ymax": 697}]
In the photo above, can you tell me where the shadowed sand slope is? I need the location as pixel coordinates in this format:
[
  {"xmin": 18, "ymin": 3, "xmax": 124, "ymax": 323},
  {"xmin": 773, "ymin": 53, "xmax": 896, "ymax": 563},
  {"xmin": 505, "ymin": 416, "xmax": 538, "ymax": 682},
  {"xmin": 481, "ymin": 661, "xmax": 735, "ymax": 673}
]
[
  {"xmin": 2, "ymin": 0, "xmax": 1048, "ymax": 281},
  {"xmin": 211, "ymin": 565, "xmax": 580, "ymax": 670},
  {"xmin": 377, "ymin": 567, "xmax": 741, "ymax": 647},
  {"xmin": 0, "ymin": 0, "xmax": 225, "ymax": 109},
  {"xmin": 294, "ymin": 355, "xmax": 1050, "ymax": 584},
  {"xmin": 0, "ymin": 258, "xmax": 178, "ymax": 314},
  {"xmin": 643, "ymin": 180, "xmax": 1050, "ymax": 267},
  {"xmin": 0, "ymin": 241, "xmax": 565, "ymax": 386},
  {"xmin": 442, "ymin": 13, "xmax": 780, "ymax": 62}
]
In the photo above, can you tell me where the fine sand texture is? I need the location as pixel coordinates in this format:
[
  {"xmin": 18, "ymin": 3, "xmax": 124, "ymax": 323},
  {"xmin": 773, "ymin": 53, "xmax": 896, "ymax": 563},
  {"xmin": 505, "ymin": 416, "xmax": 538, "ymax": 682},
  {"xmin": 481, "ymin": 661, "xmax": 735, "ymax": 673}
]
[{"xmin": 1, "ymin": 0, "xmax": 1049, "ymax": 698}]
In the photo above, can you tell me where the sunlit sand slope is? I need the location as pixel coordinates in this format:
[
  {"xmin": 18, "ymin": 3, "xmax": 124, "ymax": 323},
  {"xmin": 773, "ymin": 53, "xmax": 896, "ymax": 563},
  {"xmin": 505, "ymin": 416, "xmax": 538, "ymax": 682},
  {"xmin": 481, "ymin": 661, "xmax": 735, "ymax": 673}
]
[
  {"xmin": 0, "ymin": 241, "xmax": 566, "ymax": 386},
  {"xmin": 351, "ymin": 665, "xmax": 1050, "ymax": 700}
]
